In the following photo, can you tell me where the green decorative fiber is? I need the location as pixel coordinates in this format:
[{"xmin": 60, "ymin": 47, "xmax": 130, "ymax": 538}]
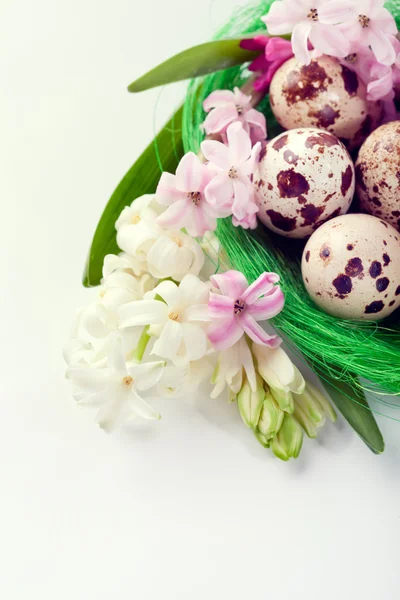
[{"xmin": 182, "ymin": 0, "xmax": 400, "ymax": 398}]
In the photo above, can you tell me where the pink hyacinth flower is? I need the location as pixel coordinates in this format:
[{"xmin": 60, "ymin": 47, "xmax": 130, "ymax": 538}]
[
  {"xmin": 203, "ymin": 87, "xmax": 267, "ymax": 145},
  {"xmin": 201, "ymin": 123, "xmax": 260, "ymax": 223},
  {"xmin": 231, "ymin": 199, "xmax": 259, "ymax": 230},
  {"xmin": 156, "ymin": 152, "xmax": 231, "ymax": 238},
  {"xmin": 241, "ymin": 35, "xmax": 294, "ymax": 94},
  {"xmin": 207, "ymin": 270, "xmax": 284, "ymax": 351},
  {"xmin": 339, "ymin": 0, "xmax": 397, "ymax": 66},
  {"xmin": 263, "ymin": 0, "xmax": 352, "ymax": 65}
]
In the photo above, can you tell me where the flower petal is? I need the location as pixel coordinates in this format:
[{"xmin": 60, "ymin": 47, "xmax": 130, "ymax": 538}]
[
  {"xmin": 207, "ymin": 317, "xmax": 243, "ymax": 351},
  {"xmin": 201, "ymin": 140, "xmax": 231, "ymax": 170},
  {"xmin": 156, "ymin": 198, "xmax": 192, "ymax": 230},
  {"xmin": 241, "ymin": 272, "xmax": 280, "ymax": 304},
  {"xmin": 96, "ymin": 394, "xmax": 125, "ymax": 432},
  {"xmin": 203, "ymin": 105, "xmax": 238, "ymax": 135},
  {"xmin": 146, "ymin": 236, "xmax": 181, "ymax": 279},
  {"xmin": 67, "ymin": 367, "xmax": 111, "ymax": 392},
  {"xmin": 226, "ymin": 122, "xmax": 252, "ymax": 165},
  {"xmin": 180, "ymin": 323, "xmax": 208, "ymax": 362},
  {"xmin": 183, "ymin": 304, "xmax": 210, "ymax": 322},
  {"xmin": 246, "ymin": 286, "xmax": 285, "ymax": 320},
  {"xmin": 291, "ymin": 21, "xmax": 313, "ymax": 65},
  {"xmin": 368, "ymin": 27, "xmax": 396, "ymax": 65},
  {"xmin": 244, "ymin": 108, "xmax": 267, "ymax": 138},
  {"xmin": 231, "ymin": 178, "xmax": 253, "ymax": 221},
  {"xmin": 118, "ymin": 300, "xmax": 168, "ymax": 328},
  {"xmin": 239, "ymin": 313, "xmax": 282, "ymax": 347},
  {"xmin": 152, "ymin": 319, "xmax": 183, "ymax": 361},
  {"xmin": 203, "ymin": 89, "xmax": 235, "ymax": 111},
  {"xmin": 107, "ymin": 337, "xmax": 128, "ymax": 377},
  {"xmin": 146, "ymin": 279, "xmax": 180, "ymax": 307},
  {"xmin": 156, "ymin": 172, "xmax": 186, "ymax": 205},
  {"xmin": 210, "ymin": 270, "xmax": 248, "ymax": 298},
  {"xmin": 208, "ymin": 292, "xmax": 234, "ymax": 319},
  {"xmin": 128, "ymin": 390, "xmax": 160, "ymax": 420},
  {"xmin": 127, "ymin": 361, "xmax": 165, "ymax": 391},
  {"xmin": 176, "ymin": 152, "xmax": 203, "ymax": 191},
  {"xmin": 204, "ymin": 171, "xmax": 233, "ymax": 208},
  {"xmin": 262, "ymin": 0, "xmax": 303, "ymax": 34},
  {"xmin": 310, "ymin": 23, "xmax": 350, "ymax": 59},
  {"xmin": 178, "ymin": 273, "xmax": 210, "ymax": 305},
  {"xmin": 319, "ymin": 0, "xmax": 355, "ymax": 24}
]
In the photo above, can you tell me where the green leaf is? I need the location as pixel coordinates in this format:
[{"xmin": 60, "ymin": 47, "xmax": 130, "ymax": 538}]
[
  {"xmin": 315, "ymin": 369, "xmax": 385, "ymax": 455},
  {"xmin": 82, "ymin": 107, "xmax": 184, "ymax": 287},
  {"xmin": 128, "ymin": 39, "xmax": 259, "ymax": 93}
]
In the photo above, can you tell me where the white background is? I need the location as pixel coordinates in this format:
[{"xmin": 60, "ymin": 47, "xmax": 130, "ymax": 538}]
[{"xmin": 2, "ymin": 0, "xmax": 400, "ymax": 598}]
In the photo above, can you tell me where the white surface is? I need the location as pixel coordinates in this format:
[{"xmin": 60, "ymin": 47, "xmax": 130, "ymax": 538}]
[{"xmin": 2, "ymin": 1, "xmax": 400, "ymax": 598}]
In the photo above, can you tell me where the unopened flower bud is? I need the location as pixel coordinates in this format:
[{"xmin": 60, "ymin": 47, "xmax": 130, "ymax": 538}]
[
  {"xmin": 270, "ymin": 387, "xmax": 295, "ymax": 414},
  {"xmin": 257, "ymin": 390, "xmax": 284, "ymax": 441},
  {"xmin": 271, "ymin": 414, "xmax": 303, "ymax": 461},
  {"xmin": 306, "ymin": 382, "xmax": 337, "ymax": 423},
  {"xmin": 238, "ymin": 373, "xmax": 265, "ymax": 429}
]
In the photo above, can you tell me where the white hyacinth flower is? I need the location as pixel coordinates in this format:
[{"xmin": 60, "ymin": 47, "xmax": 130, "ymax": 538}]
[
  {"xmin": 103, "ymin": 252, "xmax": 147, "ymax": 279},
  {"xmin": 67, "ymin": 337, "xmax": 164, "ymax": 432},
  {"xmin": 211, "ymin": 336, "xmax": 256, "ymax": 400},
  {"xmin": 157, "ymin": 355, "xmax": 215, "ymax": 397},
  {"xmin": 118, "ymin": 274, "xmax": 210, "ymax": 366},
  {"xmin": 116, "ymin": 194, "xmax": 164, "ymax": 261},
  {"xmin": 146, "ymin": 229, "xmax": 205, "ymax": 282}
]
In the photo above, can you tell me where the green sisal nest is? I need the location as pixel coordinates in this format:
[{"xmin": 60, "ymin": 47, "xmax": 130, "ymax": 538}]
[{"xmin": 182, "ymin": 0, "xmax": 400, "ymax": 400}]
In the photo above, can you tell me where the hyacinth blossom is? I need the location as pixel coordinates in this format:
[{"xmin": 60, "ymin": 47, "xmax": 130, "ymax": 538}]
[
  {"xmin": 202, "ymin": 122, "xmax": 261, "ymax": 226},
  {"xmin": 263, "ymin": 0, "xmax": 398, "ymax": 67},
  {"xmin": 240, "ymin": 35, "xmax": 294, "ymax": 93},
  {"xmin": 202, "ymin": 87, "xmax": 267, "ymax": 144},
  {"xmin": 156, "ymin": 152, "xmax": 228, "ymax": 238},
  {"xmin": 67, "ymin": 336, "xmax": 164, "ymax": 431},
  {"xmin": 263, "ymin": 0, "xmax": 352, "ymax": 65},
  {"xmin": 208, "ymin": 270, "xmax": 285, "ymax": 351}
]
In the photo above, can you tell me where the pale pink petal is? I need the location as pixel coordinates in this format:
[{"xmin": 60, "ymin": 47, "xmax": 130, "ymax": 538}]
[
  {"xmin": 233, "ymin": 87, "xmax": 252, "ymax": 107},
  {"xmin": 204, "ymin": 172, "xmax": 233, "ymax": 207},
  {"xmin": 243, "ymin": 109, "xmax": 267, "ymax": 140},
  {"xmin": 319, "ymin": 0, "xmax": 355, "ymax": 24},
  {"xmin": 232, "ymin": 179, "xmax": 253, "ymax": 221},
  {"xmin": 262, "ymin": 1, "xmax": 303, "ymax": 35},
  {"xmin": 210, "ymin": 270, "xmax": 248, "ymax": 298},
  {"xmin": 187, "ymin": 205, "xmax": 216, "ymax": 238},
  {"xmin": 246, "ymin": 287, "xmax": 285, "ymax": 320},
  {"xmin": 207, "ymin": 317, "xmax": 243, "ymax": 351},
  {"xmin": 241, "ymin": 272, "xmax": 281, "ymax": 304},
  {"xmin": 226, "ymin": 122, "xmax": 252, "ymax": 165},
  {"xmin": 201, "ymin": 140, "xmax": 231, "ymax": 170},
  {"xmin": 156, "ymin": 198, "xmax": 192, "ymax": 229},
  {"xmin": 368, "ymin": 27, "xmax": 397, "ymax": 65},
  {"xmin": 265, "ymin": 36, "xmax": 293, "ymax": 61},
  {"xmin": 208, "ymin": 293, "xmax": 234, "ymax": 319},
  {"xmin": 374, "ymin": 8, "xmax": 397, "ymax": 34},
  {"xmin": 203, "ymin": 89, "xmax": 235, "ymax": 112},
  {"xmin": 156, "ymin": 172, "xmax": 186, "ymax": 206},
  {"xmin": 239, "ymin": 313, "xmax": 282, "ymax": 347},
  {"xmin": 176, "ymin": 152, "xmax": 202, "ymax": 191},
  {"xmin": 291, "ymin": 21, "xmax": 313, "ymax": 65},
  {"xmin": 367, "ymin": 69, "xmax": 394, "ymax": 100},
  {"xmin": 310, "ymin": 23, "xmax": 350, "ymax": 59},
  {"xmin": 203, "ymin": 105, "xmax": 238, "ymax": 134}
]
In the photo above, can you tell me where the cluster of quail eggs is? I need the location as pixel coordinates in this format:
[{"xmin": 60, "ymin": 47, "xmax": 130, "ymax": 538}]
[{"xmin": 253, "ymin": 55, "xmax": 400, "ymax": 321}]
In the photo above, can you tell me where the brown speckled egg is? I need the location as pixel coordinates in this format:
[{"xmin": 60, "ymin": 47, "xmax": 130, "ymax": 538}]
[
  {"xmin": 254, "ymin": 128, "xmax": 355, "ymax": 238},
  {"xmin": 301, "ymin": 214, "xmax": 400, "ymax": 321},
  {"xmin": 269, "ymin": 55, "xmax": 382, "ymax": 150},
  {"xmin": 355, "ymin": 121, "xmax": 400, "ymax": 232}
]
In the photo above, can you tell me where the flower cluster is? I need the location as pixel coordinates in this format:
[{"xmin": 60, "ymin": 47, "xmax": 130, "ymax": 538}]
[
  {"xmin": 262, "ymin": 0, "xmax": 400, "ymax": 102},
  {"xmin": 64, "ymin": 185, "xmax": 335, "ymax": 458}
]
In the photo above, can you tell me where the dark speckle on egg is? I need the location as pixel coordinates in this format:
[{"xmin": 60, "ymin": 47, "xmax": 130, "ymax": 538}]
[
  {"xmin": 332, "ymin": 274, "xmax": 352, "ymax": 295},
  {"xmin": 369, "ymin": 261, "xmax": 382, "ymax": 278},
  {"xmin": 364, "ymin": 300, "xmax": 385, "ymax": 314},
  {"xmin": 376, "ymin": 277, "xmax": 389, "ymax": 292},
  {"xmin": 383, "ymin": 253, "xmax": 390, "ymax": 266},
  {"xmin": 345, "ymin": 257, "xmax": 363, "ymax": 278}
]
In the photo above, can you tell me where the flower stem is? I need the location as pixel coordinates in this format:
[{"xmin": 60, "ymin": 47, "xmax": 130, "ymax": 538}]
[{"xmin": 132, "ymin": 326, "xmax": 151, "ymax": 362}]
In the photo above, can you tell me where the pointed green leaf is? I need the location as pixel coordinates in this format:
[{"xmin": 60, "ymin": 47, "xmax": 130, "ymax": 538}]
[
  {"xmin": 128, "ymin": 39, "xmax": 260, "ymax": 93},
  {"xmin": 82, "ymin": 107, "xmax": 184, "ymax": 287},
  {"xmin": 315, "ymin": 369, "xmax": 384, "ymax": 454}
]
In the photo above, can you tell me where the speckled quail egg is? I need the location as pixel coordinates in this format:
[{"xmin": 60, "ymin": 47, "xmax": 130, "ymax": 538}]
[
  {"xmin": 269, "ymin": 55, "xmax": 382, "ymax": 150},
  {"xmin": 355, "ymin": 121, "xmax": 400, "ymax": 232},
  {"xmin": 254, "ymin": 128, "xmax": 355, "ymax": 238},
  {"xmin": 301, "ymin": 214, "xmax": 400, "ymax": 321}
]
